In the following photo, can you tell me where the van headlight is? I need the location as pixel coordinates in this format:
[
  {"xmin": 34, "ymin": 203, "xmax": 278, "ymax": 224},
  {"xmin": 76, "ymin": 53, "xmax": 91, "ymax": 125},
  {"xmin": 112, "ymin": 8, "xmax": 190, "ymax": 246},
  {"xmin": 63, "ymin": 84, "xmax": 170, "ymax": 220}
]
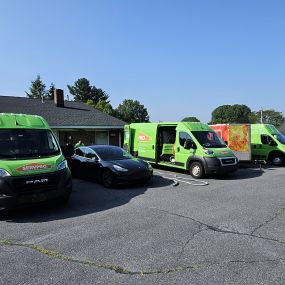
[
  {"xmin": 147, "ymin": 163, "xmax": 153, "ymax": 170},
  {"xmin": 57, "ymin": 160, "xmax": 68, "ymax": 171},
  {"xmin": 113, "ymin": 165, "xmax": 128, "ymax": 172},
  {"xmin": 0, "ymin": 169, "xmax": 11, "ymax": 177}
]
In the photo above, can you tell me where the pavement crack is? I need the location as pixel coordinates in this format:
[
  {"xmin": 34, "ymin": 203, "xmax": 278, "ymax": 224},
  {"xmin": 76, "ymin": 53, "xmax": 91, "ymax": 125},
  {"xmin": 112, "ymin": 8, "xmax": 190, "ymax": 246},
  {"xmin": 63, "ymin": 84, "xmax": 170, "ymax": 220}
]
[
  {"xmin": 151, "ymin": 207, "xmax": 285, "ymax": 247},
  {"xmin": 251, "ymin": 208, "xmax": 285, "ymax": 235},
  {"xmin": 1, "ymin": 239, "xmax": 284, "ymax": 277}
]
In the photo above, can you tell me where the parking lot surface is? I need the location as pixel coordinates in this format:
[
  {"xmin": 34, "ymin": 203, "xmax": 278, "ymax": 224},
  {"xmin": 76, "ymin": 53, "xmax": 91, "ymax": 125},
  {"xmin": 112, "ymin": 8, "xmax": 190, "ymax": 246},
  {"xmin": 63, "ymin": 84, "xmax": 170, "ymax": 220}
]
[{"xmin": 1, "ymin": 165, "xmax": 285, "ymax": 284}]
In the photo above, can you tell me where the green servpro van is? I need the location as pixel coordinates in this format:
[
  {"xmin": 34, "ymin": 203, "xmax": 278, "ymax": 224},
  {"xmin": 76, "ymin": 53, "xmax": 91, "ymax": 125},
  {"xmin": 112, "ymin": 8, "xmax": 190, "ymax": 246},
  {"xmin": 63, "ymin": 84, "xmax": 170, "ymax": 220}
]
[
  {"xmin": 251, "ymin": 124, "xmax": 285, "ymax": 165},
  {"xmin": 0, "ymin": 113, "xmax": 72, "ymax": 210},
  {"xmin": 124, "ymin": 122, "xmax": 238, "ymax": 178}
]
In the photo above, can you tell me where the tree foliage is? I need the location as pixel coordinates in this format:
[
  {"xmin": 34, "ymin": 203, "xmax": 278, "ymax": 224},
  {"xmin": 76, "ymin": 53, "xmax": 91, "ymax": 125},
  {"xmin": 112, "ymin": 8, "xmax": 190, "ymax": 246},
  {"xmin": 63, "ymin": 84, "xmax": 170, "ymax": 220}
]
[
  {"xmin": 86, "ymin": 99, "xmax": 114, "ymax": 115},
  {"xmin": 249, "ymin": 109, "xmax": 285, "ymax": 127},
  {"xmin": 210, "ymin": 104, "xmax": 252, "ymax": 124},
  {"xmin": 181, "ymin": 116, "xmax": 200, "ymax": 122},
  {"xmin": 25, "ymin": 75, "xmax": 47, "ymax": 99},
  {"xmin": 46, "ymin": 82, "xmax": 55, "ymax": 100},
  {"xmin": 67, "ymin": 78, "xmax": 109, "ymax": 105},
  {"xmin": 115, "ymin": 99, "xmax": 149, "ymax": 123}
]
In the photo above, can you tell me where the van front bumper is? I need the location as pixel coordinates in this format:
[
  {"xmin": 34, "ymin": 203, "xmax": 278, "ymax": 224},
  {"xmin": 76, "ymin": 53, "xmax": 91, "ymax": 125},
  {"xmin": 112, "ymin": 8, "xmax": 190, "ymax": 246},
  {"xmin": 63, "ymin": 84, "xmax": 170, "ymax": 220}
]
[
  {"xmin": 204, "ymin": 157, "xmax": 239, "ymax": 175},
  {"xmin": 0, "ymin": 169, "xmax": 72, "ymax": 210}
]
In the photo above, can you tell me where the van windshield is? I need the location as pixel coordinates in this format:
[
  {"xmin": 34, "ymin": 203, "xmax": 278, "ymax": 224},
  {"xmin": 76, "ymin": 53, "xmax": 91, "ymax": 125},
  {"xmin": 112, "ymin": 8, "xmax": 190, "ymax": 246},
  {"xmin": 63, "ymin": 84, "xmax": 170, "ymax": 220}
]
[
  {"xmin": 0, "ymin": 129, "xmax": 60, "ymax": 159},
  {"xmin": 192, "ymin": 131, "xmax": 227, "ymax": 148},
  {"xmin": 273, "ymin": 133, "xmax": 285, "ymax": 145}
]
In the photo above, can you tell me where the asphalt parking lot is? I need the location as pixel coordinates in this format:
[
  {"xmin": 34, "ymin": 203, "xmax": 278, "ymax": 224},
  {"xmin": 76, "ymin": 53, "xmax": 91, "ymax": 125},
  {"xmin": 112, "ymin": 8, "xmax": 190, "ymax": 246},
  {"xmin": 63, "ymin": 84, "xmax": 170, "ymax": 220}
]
[{"xmin": 1, "ymin": 164, "xmax": 285, "ymax": 285}]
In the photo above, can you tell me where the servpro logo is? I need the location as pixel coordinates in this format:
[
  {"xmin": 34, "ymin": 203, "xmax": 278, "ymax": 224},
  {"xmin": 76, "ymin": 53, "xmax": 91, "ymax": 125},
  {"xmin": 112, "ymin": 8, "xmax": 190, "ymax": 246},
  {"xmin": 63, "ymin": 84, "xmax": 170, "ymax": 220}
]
[
  {"xmin": 138, "ymin": 133, "xmax": 152, "ymax": 142},
  {"xmin": 16, "ymin": 163, "xmax": 52, "ymax": 172}
]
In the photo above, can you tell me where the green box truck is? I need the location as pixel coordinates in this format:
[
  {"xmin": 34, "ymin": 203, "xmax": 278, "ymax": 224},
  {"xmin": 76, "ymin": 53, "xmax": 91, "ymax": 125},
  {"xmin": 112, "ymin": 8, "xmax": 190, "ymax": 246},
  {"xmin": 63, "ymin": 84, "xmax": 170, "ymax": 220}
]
[
  {"xmin": 124, "ymin": 122, "xmax": 238, "ymax": 178},
  {"xmin": 210, "ymin": 123, "xmax": 285, "ymax": 165},
  {"xmin": 0, "ymin": 113, "xmax": 72, "ymax": 210}
]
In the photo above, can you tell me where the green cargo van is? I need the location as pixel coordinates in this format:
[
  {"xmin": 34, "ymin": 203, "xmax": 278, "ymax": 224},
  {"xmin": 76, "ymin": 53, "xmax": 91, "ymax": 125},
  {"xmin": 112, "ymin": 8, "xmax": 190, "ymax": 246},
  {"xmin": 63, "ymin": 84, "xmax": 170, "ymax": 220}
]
[
  {"xmin": 251, "ymin": 124, "xmax": 285, "ymax": 165},
  {"xmin": 0, "ymin": 113, "xmax": 72, "ymax": 210},
  {"xmin": 124, "ymin": 122, "xmax": 238, "ymax": 178}
]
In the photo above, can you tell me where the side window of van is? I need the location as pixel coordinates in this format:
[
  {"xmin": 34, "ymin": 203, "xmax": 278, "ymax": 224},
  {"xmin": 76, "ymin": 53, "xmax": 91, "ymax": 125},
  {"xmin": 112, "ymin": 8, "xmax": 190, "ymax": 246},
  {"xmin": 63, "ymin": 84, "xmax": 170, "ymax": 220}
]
[
  {"xmin": 179, "ymin": 132, "xmax": 193, "ymax": 148},
  {"xmin": 261, "ymin": 135, "xmax": 269, "ymax": 144},
  {"xmin": 261, "ymin": 135, "xmax": 277, "ymax": 146}
]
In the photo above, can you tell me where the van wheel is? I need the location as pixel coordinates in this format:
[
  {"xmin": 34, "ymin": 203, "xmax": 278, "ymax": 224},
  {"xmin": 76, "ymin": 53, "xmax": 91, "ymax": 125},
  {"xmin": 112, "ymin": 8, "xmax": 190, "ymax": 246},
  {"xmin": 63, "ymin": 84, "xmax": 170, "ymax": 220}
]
[
  {"xmin": 189, "ymin": 162, "xmax": 204, "ymax": 179},
  {"xmin": 102, "ymin": 169, "xmax": 115, "ymax": 188},
  {"xmin": 269, "ymin": 153, "xmax": 284, "ymax": 166}
]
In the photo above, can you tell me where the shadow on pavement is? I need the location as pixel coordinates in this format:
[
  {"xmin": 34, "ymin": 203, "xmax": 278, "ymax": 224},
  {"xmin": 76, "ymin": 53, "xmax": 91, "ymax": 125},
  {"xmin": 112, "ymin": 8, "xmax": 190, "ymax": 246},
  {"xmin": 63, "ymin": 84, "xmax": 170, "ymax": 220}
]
[{"xmin": 0, "ymin": 176, "xmax": 172, "ymax": 223}]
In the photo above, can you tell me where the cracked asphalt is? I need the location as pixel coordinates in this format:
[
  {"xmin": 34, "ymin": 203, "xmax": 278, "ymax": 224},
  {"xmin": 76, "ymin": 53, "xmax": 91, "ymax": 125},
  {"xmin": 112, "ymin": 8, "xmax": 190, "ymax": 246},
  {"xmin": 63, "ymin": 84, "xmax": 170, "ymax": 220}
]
[{"xmin": 1, "ymin": 164, "xmax": 285, "ymax": 284}]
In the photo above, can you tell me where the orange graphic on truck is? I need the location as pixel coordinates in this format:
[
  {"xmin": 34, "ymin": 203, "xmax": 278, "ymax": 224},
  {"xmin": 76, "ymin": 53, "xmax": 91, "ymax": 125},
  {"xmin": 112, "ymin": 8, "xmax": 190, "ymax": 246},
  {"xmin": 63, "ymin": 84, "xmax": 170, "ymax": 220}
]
[
  {"xmin": 228, "ymin": 125, "xmax": 249, "ymax": 152},
  {"xmin": 16, "ymin": 163, "xmax": 52, "ymax": 172},
  {"xmin": 138, "ymin": 133, "xmax": 152, "ymax": 142}
]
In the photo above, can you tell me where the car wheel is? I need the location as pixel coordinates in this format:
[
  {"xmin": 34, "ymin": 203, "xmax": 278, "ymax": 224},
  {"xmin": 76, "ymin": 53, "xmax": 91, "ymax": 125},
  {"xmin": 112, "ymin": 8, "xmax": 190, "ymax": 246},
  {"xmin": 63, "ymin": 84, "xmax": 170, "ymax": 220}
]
[
  {"xmin": 102, "ymin": 169, "xmax": 115, "ymax": 188},
  {"xmin": 189, "ymin": 162, "xmax": 204, "ymax": 179},
  {"xmin": 269, "ymin": 153, "xmax": 284, "ymax": 166}
]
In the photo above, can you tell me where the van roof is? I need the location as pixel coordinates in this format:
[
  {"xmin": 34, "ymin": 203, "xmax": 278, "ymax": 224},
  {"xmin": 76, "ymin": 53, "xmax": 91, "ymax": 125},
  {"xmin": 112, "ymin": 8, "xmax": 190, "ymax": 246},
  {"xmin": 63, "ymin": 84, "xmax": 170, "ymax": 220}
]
[{"xmin": 0, "ymin": 113, "xmax": 49, "ymax": 129}]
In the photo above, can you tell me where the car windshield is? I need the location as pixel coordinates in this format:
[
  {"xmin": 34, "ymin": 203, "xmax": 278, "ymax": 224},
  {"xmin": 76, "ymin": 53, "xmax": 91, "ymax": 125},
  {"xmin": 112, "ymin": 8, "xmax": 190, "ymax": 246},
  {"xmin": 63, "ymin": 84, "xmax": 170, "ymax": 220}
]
[
  {"xmin": 191, "ymin": 131, "xmax": 227, "ymax": 148},
  {"xmin": 273, "ymin": 133, "xmax": 285, "ymax": 145},
  {"xmin": 0, "ymin": 129, "xmax": 60, "ymax": 160},
  {"xmin": 93, "ymin": 147, "xmax": 132, "ymax": 161}
]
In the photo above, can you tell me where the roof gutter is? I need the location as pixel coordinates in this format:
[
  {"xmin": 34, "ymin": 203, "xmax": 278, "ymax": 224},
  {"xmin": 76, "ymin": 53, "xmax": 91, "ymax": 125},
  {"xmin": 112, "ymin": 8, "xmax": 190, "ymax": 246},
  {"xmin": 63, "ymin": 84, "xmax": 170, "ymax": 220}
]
[{"xmin": 50, "ymin": 125, "xmax": 124, "ymax": 129}]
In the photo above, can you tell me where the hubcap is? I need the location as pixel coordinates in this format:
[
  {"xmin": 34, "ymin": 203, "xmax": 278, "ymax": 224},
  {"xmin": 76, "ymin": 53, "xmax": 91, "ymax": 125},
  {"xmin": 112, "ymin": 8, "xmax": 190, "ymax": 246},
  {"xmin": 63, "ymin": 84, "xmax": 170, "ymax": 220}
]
[
  {"xmin": 273, "ymin": 157, "xmax": 282, "ymax": 165},
  {"xmin": 192, "ymin": 165, "xmax": 201, "ymax": 176}
]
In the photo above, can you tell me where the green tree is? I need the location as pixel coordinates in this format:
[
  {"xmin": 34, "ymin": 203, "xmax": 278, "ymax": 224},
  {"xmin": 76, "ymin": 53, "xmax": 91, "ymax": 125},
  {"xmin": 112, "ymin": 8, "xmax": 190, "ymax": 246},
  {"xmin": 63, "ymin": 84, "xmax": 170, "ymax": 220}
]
[
  {"xmin": 25, "ymin": 75, "xmax": 47, "ymax": 99},
  {"xmin": 115, "ymin": 99, "xmax": 149, "ymax": 123},
  {"xmin": 86, "ymin": 99, "xmax": 114, "ymax": 115},
  {"xmin": 210, "ymin": 104, "xmax": 251, "ymax": 124},
  {"xmin": 67, "ymin": 78, "xmax": 109, "ymax": 105},
  {"xmin": 46, "ymin": 82, "xmax": 56, "ymax": 100},
  {"xmin": 181, "ymin": 116, "xmax": 200, "ymax": 122},
  {"xmin": 249, "ymin": 109, "xmax": 285, "ymax": 127}
]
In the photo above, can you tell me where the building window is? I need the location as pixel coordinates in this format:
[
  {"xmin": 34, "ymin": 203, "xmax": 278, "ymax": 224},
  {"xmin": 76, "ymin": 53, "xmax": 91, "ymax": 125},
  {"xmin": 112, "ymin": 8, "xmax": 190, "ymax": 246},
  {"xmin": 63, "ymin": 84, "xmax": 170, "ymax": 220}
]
[{"xmin": 95, "ymin": 131, "xmax": 108, "ymax": 145}]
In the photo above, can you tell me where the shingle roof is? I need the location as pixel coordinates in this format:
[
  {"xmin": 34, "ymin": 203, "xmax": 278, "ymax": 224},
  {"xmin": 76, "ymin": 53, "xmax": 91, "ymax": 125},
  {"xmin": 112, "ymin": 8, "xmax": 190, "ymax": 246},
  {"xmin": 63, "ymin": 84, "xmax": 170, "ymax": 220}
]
[{"xmin": 0, "ymin": 96, "xmax": 126, "ymax": 127}]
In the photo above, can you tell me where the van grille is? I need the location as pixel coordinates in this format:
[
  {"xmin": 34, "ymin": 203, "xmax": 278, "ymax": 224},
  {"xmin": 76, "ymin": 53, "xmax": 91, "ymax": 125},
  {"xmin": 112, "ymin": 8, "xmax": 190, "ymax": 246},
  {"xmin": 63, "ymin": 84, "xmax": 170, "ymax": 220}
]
[
  {"xmin": 220, "ymin": 158, "xmax": 236, "ymax": 166},
  {"xmin": 11, "ymin": 173, "xmax": 58, "ymax": 196}
]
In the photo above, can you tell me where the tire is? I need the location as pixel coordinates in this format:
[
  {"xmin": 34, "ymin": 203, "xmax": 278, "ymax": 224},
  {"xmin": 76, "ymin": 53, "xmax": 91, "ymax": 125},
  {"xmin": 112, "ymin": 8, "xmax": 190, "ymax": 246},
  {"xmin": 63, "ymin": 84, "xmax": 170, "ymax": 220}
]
[
  {"xmin": 56, "ymin": 190, "xmax": 71, "ymax": 205},
  {"xmin": 102, "ymin": 169, "xmax": 115, "ymax": 188},
  {"xmin": 269, "ymin": 153, "xmax": 284, "ymax": 166},
  {"xmin": 189, "ymin": 161, "xmax": 204, "ymax": 179}
]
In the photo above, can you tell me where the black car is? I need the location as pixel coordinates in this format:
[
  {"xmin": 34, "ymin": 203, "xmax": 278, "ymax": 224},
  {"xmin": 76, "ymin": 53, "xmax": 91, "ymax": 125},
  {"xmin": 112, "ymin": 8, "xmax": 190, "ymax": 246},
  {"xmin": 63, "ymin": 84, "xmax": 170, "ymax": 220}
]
[{"xmin": 68, "ymin": 145, "xmax": 153, "ymax": 187}]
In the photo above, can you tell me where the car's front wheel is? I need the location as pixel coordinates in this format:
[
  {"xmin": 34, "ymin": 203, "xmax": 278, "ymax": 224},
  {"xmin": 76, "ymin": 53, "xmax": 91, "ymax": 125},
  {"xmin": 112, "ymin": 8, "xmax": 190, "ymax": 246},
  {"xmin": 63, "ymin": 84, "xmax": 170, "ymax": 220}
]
[{"xmin": 102, "ymin": 169, "xmax": 115, "ymax": 188}]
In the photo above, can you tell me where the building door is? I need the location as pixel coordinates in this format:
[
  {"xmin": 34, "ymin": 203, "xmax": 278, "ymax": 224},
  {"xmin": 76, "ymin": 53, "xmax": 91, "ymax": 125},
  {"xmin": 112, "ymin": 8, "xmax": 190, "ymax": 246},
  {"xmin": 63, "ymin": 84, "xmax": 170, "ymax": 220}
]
[{"xmin": 95, "ymin": 131, "xmax": 108, "ymax": 145}]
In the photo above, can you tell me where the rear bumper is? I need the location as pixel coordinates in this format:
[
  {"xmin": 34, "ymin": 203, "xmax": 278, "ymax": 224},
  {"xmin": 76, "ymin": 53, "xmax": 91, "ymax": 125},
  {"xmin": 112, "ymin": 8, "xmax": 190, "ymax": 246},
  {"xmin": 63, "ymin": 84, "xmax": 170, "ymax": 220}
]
[
  {"xmin": 0, "ymin": 169, "xmax": 72, "ymax": 210},
  {"xmin": 204, "ymin": 157, "xmax": 239, "ymax": 175}
]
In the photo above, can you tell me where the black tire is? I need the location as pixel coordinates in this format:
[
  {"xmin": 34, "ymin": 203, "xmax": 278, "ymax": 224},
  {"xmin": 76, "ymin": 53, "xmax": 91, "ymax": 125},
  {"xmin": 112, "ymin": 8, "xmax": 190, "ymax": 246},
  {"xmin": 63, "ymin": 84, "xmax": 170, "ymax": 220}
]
[
  {"xmin": 269, "ymin": 153, "xmax": 284, "ymax": 166},
  {"xmin": 102, "ymin": 169, "xmax": 115, "ymax": 188},
  {"xmin": 189, "ymin": 161, "xmax": 204, "ymax": 179}
]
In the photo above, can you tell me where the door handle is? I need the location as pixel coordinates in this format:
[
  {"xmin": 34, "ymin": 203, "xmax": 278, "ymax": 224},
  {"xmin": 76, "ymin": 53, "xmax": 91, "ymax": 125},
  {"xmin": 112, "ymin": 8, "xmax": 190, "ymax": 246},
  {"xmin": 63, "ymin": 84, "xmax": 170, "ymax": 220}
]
[
  {"xmin": 177, "ymin": 147, "xmax": 180, "ymax": 152},
  {"xmin": 152, "ymin": 145, "xmax": 154, "ymax": 150}
]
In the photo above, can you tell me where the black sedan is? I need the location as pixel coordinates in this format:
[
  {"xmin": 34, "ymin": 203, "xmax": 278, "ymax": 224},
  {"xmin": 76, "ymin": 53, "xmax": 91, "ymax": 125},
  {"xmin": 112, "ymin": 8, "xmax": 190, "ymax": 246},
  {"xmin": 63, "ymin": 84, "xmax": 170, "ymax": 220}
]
[{"xmin": 68, "ymin": 145, "xmax": 153, "ymax": 187}]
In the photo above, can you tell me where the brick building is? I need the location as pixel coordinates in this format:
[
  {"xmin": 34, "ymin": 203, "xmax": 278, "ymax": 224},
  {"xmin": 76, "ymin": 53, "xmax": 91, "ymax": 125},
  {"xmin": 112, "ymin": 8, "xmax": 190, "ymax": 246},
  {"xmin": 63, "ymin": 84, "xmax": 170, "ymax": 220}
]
[{"xmin": 0, "ymin": 92, "xmax": 126, "ymax": 147}]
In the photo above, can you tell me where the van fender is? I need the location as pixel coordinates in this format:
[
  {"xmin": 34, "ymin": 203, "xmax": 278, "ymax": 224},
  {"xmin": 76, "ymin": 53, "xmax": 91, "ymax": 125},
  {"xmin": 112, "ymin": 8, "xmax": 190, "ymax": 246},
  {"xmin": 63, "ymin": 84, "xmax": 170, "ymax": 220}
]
[{"xmin": 186, "ymin": 156, "xmax": 208, "ymax": 174}]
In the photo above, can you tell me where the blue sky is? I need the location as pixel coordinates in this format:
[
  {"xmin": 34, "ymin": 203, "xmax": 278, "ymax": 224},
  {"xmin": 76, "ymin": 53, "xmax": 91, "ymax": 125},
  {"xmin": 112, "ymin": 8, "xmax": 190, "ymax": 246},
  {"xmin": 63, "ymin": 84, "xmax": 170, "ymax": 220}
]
[{"xmin": 0, "ymin": 0, "xmax": 284, "ymax": 122}]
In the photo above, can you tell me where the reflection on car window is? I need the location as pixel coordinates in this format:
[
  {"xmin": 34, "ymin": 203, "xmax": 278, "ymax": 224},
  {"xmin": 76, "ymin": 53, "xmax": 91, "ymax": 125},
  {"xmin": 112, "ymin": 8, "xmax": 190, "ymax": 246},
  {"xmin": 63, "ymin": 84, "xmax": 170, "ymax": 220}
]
[
  {"xmin": 92, "ymin": 147, "xmax": 132, "ymax": 161},
  {"xmin": 75, "ymin": 147, "xmax": 84, "ymax": 157},
  {"xmin": 273, "ymin": 133, "xmax": 285, "ymax": 145},
  {"xmin": 191, "ymin": 131, "xmax": 226, "ymax": 148}
]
